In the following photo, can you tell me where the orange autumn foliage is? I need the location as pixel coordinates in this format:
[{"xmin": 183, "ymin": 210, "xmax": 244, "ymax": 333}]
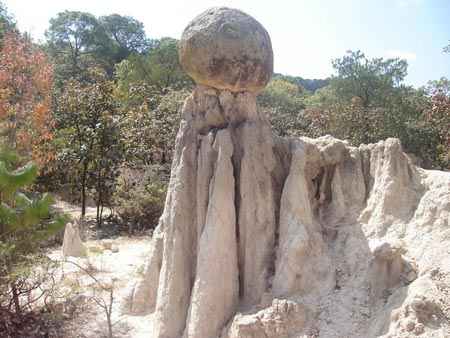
[{"xmin": 0, "ymin": 32, "xmax": 54, "ymax": 167}]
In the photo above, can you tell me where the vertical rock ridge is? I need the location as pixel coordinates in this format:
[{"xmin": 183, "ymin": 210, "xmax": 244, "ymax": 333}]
[
  {"xmin": 184, "ymin": 129, "xmax": 239, "ymax": 338},
  {"xmin": 125, "ymin": 226, "xmax": 164, "ymax": 315},
  {"xmin": 268, "ymin": 136, "xmax": 292, "ymax": 289},
  {"xmin": 359, "ymin": 138, "xmax": 424, "ymax": 236},
  {"xmin": 153, "ymin": 122, "xmax": 199, "ymax": 338},
  {"xmin": 196, "ymin": 132, "xmax": 217, "ymax": 245},
  {"xmin": 273, "ymin": 139, "xmax": 333, "ymax": 298},
  {"xmin": 237, "ymin": 120, "xmax": 276, "ymax": 306}
]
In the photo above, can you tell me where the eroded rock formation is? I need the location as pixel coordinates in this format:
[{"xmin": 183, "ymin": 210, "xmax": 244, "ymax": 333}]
[
  {"xmin": 179, "ymin": 7, "xmax": 273, "ymax": 93},
  {"xmin": 125, "ymin": 7, "xmax": 450, "ymax": 338},
  {"xmin": 62, "ymin": 222, "xmax": 87, "ymax": 258}
]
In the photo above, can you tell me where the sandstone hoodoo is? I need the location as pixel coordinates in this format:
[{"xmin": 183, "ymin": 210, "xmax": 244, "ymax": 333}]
[
  {"xmin": 179, "ymin": 7, "xmax": 273, "ymax": 93},
  {"xmin": 125, "ymin": 7, "xmax": 450, "ymax": 338},
  {"xmin": 62, "ymin": 222, "xmax": 87, "ymax": 258}
]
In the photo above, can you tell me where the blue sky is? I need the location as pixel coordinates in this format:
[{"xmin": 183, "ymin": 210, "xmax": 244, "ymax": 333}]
[{"xmin": 4, "ymin": 0, "xmax": 450, "ymax": 87}]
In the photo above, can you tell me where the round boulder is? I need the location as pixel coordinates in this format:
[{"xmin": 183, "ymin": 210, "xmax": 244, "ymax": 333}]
[{"xmin": 179, "ymin": 7, "xmax": 273, "ymax": 93}]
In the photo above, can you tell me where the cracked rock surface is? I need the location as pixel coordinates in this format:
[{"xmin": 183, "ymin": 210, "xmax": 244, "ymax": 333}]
[{"xmin": 179, "ymin": 7, "xmax": 273, "ymax": 93}]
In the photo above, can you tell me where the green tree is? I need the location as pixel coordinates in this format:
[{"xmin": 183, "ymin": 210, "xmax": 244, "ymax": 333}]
[
  {"xmin": 331, "ymin": 50, "xmax": 408, "ymax": 108},
  {"xmin": 54, "ymin": 69, "xmax": 122, "ymax": 223},
  {"xmin": 424, "ymin": 78, "xmax": 450, "ymax": 169},
  {"xmin": 258, "ymin": 78, "xmax": 308, "ymax": 137},
  {"xmin": 115, "ymin": 37, "xmax": 192, "ymax": 94},
  {"xmin": 90, "ymin": 106, "xmax": 123, "ymax": 227},
  {"xmin": 98, "ymin": 14, "xmax": 152, "ymax": 68},
  {"xmin": 46, "ymin": 11, "xmax": 153, "ymax": 82},
  {"xmin": 0, "ymin": 0, "xmax": 15, "ymax": 41},
  {"xmin": 0, "ymin": 149, "xmax": 67, "ymax": 314},
  {"xmin": 114, "ymin": 37, "xmax": 192, "ymax": 165},
  {"xmin": 45, "ymin": 11, "xmax": 105, "ymax": 83},
  {"xmin": 119, "ymin": 88, "xmax": 188, "ymax": 168},
  {"xmin": 273, "ymin": 73, "xmax": 329, "ymax": 92},
  {"xmin": 305, "ymin": 51, "xmax": 414, "ymax": 143},
  {"xmin": 113, "ymin": 166, "xmax": 167, "ymax": 233},
  {"xmin": 302, "ymin": 50, "xmax": 442, "ymax": 168}
]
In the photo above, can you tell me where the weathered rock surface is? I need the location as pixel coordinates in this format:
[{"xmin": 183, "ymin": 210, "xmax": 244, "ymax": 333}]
[
  {"xmin": 273, "ymin": 139, "xmax": 334, "ymax": 299},
  {"xmin": 184, "ymin": 129, "xmax": 239, "ymax": 338},
  {"xmin": 222, "ymin": 299, "xmax": 307, "ymax": 338},
  {"xmin": 126, "ymin": 7, "xmax": 450, "ymax": 338},
  {"xmin": 152, "ymin": 119, "xmax": 198, "ymax": 338},
  {"xmin": 237, "ymin": 121, "xmax": 276, "ymax": 306},
  {"xmin": 359, "ymin": 138, "xmax": 424, "ymax": 237},
  {"xmin": 62, "ymin": 222, "xmax": 86, "ymax": 257},
  {"xmin": 123, "ymin": 227, "xmax": 163, "ymax": 315},
  {"xmin": 128, "ymin": 83, "xmax": 450, "ymax": 338},
  {"xmin": 179, "ymin": 7, "xmax": 273, "ymax": 93}
]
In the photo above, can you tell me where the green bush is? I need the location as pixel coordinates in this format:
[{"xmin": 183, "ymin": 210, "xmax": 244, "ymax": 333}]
[
  {"xmin": 112, "ymin": 165, "xmax": 167, "ymax": 234},
  {"xmin": 0, "ymin": 148, "xmax": 68, "ymax": 314}
]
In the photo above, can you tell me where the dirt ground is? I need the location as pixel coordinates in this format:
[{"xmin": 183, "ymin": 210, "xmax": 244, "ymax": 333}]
[
  {"xmin": 45, "ymin": 200, "xmax": 154, "ymax": 338},
  {"xmin": 49, "ymin": 236, "xmax": 153, "ymax": 338}
]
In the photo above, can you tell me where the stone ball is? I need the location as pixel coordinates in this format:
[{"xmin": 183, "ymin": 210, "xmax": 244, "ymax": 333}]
[{"xmin": 179, "ymin": 7, "xmax": 273, "ymax": 93}]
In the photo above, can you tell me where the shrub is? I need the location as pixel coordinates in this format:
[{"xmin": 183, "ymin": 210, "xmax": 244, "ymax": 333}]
[
  {"xmin": 112, "ymin": 165, "xmax": 167, "ymax": 234},
  {"xmin": 0, "ymin": 148, "xmax": 68, "ymax": 314}
]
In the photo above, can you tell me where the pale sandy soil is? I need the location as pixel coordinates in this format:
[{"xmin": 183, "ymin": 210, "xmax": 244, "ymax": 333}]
[
  {"xmin": 53, "ymin": 199, "xmax": 112, "ymax": 220},
  {"xmin": 45, "ymin": 200, "xmax": 154, "ymax": 338},
  {"xmin": 48, "ymin": 236, "xmax": 154, "ymax": 338}
]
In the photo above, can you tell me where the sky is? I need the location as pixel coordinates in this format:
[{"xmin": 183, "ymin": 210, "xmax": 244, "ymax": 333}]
[{"xmin": 4, "ymin": 0, "xmax": 450, "ymax": 87}]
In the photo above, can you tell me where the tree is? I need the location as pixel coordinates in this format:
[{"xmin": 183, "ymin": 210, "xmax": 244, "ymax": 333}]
[
  {"xmin": 302, "ymin": 50, "xmax": 441, "ymax": 168},
  {"xmin": 114, "ymin": 37, "xmax": 192, "ymax": 164},
  {"xmin": 98, "ymin": 14, "xmax": 152, "ymax": 68},
  {"xmin": 0, "ymin": 32, "xmax": 55, "ymax": 167},
  {"xmin": 54, "ymin": 69, "xmax": 122, "ymax": 223},
  {"xmin": 331, "ymin": 50, "xmax": 407, "ymax": 108},
  {"xmin": 0, "ymin": 149, "xmax": 67, "ymax": 314},
  {"xmin": 273, "ymin": 73, "xmax": 329, "ymax": 92},
  {"xmin": 112, "ymin": 46, "xmax": 189, "ymax": 231},
  {"xmin": 46, "ymin": 11, "xmax": 153, "ymax": 81},
  {"xmin": 424, "ymin": 78, "xmax": 450, "ymax": 169},
  {"xmin": 0, "ymin": 0, "xmax": 15, "ymax": 41},
  {"xmin": 306, "ymin": 50, "xmax": 411, "ymax": 144},
  {"xmin": 45, "ymin": 11, "xmax": 105, "ymax": 83},
  {"xmin": 119, "ymin": 88, "xmax": 188, "ymax": 168},
  {"xmin": 115, "ymin": 37, "xmax": 192, "ymax": 93},
  {"xmin": 114, "ymin": 89, "xmax": 181, "ymax": 232},
  {"xmin": 258, "ymin": 78, "xmax": 308, "ymax": 137},
  {"xmin": 90, "ymin": 104, "xmax": 123, "ymax": 227}
]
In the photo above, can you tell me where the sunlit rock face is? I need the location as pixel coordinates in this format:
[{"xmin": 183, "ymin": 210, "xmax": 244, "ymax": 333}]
[
  {"xmin": 179, "ymin": 7, "xmax": 273, "ymax": 93},
  {"xmin": 124, "ymin": 7, "xmax": 450, "ymax": 338}
]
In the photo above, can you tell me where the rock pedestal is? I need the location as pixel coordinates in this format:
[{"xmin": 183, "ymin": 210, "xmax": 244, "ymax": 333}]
[
  {"xmin": 62, "ymin": 222, "xmax": 87, "ymax": 257},
  {"xmin": 148, "ymin": 84, "xmax": 280, "ymax": 338},
  {"xmin": 126, "ymin": 7, "xmax": 450, "ymax": 338}
]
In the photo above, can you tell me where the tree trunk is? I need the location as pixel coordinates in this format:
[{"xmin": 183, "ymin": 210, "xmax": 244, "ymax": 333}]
[
  {"xmin": 11, "ymin": 283, "xmax": 21, "ymax": 314},
  {"xmin": 96, "ymin": 198, "xmax": 100, "ymax": 228},
  {"xmin": 100, "ymin": 204, "xmax": 104, "ymax": 228},
  {"xmin": 96, "ymin": 173, "xmax": 103, "ymax": 229},
  {"xmin": 81, "ymin": 161, "xmax": 88, "ymax": 218}
]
